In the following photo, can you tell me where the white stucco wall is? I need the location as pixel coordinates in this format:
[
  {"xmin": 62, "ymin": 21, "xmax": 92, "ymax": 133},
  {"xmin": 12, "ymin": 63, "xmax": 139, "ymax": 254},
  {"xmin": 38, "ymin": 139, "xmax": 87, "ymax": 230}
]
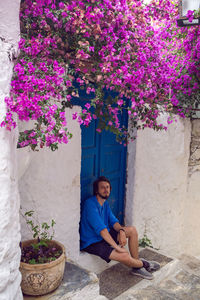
[
  {"xmin": 0, "ymin": 1, "xmax": 22, "ymax": 299},
  {"xmin": 125, "ymin": 114, "xmax": 195, "ymax": 257},
  {"xmin": 184, "ymin": 120, "xmax": 200, "ymax": 256},
  {"xmin": 18, "ymin": 106, "xmax": 118, "ymax": 274},
  {"xmin": 18, "ymin": 107, "xmax": 200, "ymax": 275},
  {"xmin": 18, "ymin": 107, "xmax": 82, "ymax": 262}
]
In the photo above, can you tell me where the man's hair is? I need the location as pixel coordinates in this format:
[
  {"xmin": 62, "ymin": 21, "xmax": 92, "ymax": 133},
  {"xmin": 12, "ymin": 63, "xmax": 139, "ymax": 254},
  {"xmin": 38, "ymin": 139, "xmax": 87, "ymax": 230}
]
[{"xmin": 93, "ymin": 176, "xmax": 112, "ymax": 195}]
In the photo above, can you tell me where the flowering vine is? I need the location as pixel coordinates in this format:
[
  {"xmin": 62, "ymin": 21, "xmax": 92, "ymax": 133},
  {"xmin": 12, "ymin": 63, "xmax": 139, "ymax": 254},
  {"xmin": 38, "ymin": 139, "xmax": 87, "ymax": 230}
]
[{"xmin": 1, "ymin": 0, "xmax": 200, "ymax": 150}]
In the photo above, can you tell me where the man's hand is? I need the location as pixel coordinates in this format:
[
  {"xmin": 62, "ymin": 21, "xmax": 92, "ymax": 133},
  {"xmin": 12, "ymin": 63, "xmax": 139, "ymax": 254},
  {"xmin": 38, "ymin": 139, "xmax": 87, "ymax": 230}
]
[
  {"xmin": 118, "ymin": 230, "xmax": 127, "ymax": 247},
  {"xmin": 115, "ymin": 245, "xmax": 128, "ymax": 253}
]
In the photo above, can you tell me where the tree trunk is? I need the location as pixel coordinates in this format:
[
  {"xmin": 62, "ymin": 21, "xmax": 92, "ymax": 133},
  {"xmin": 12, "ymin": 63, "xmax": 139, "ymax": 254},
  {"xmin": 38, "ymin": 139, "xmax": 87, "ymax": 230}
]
[{"xmin": 0, "ymin": 1, "xmax": 23, "ymax": 299}]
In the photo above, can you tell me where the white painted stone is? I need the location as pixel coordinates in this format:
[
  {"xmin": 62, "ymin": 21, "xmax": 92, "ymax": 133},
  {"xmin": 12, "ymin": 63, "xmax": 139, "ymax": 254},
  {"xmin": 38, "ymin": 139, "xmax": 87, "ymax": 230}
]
[
  {"xmin": 1, "ymin": 0, "xmax": 198, "ymax": 295},
  {"xmin": 184, "ymin": 119, "xmax": 200, "ymax": 255},
  {"xmin": 18, "ymin": 106, "xmax": 117, "ymax": 273},
  {"xmin": 18, "ymin": 107, "xmax": 200, "ymax": 276},
  {"xmin": 18, "ymin": 109, "xmax": 200, "ymax": 274},
  {"xmin": 191, "ymin": 119, "xmax": 200, "ymax": 137},
  {"xmin": 19, "ymin": 107, "xmax": 82, "ymax": 263},
  {"xmin": 0, "ymin": 1, "xmax": 22, "ymax": 299},
  {"xmin": 76, "ymin": 251, "xmax": 117, "ymax": 274},
  {"xmin": 126, "ymin": 114, "xmax": 192, "ymax": 257},
  {"xmin": 184, "ymin": 167, "xmax": 200, "ymax": 256},
  {"xmin": 125, "ymin": 127, "xmax": 137, "ymax": 228},
  {"xmin": 63, "ymin": 282, "xmax": 100, "ymax": 300},
  {"xmin": 0, "ymin": 0, "xmax": 20, "ymax": 43}
]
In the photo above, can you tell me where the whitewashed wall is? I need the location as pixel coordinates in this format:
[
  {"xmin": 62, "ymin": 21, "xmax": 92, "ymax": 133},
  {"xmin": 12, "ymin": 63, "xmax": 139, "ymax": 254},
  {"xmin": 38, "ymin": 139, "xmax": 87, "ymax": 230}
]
[
  {"xmin": 125, "ymin": 114, "xmax": 200, "ymax": 257},
  {"xmin": 19, "ymin": 108, "xmax": 200, "ymax": 274},
  {"xmin": 19, "ymin": 107, "xmax": 82, "ymax": 262},
  {"xmin": 18, "ymin": 106, "xmax": 118, "ymax": 274},
  {"xmin": 184, "ymin": 119, "xmax": 200, "ymax": 256},
  {"xmin": 0, "ymin": 0, "xmax": 22, "ymax": 299}
]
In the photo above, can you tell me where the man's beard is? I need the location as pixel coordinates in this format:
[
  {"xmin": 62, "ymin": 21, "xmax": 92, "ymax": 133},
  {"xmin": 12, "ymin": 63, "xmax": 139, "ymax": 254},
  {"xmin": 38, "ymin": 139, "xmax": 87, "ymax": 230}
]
[{"xmin": 97, "ymin": 192, "xmax": 109, "ymax": 200}]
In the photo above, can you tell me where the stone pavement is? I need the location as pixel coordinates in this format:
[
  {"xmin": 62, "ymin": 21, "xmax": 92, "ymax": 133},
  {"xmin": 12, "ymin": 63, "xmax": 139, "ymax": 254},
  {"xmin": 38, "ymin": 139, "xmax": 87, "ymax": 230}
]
[
  {"xmin": 99, "ymin": 248, "xmax": 172, "ymax": 299},
  {"xmin": 23, "ymin": 249, "xmax": 200, "ymax": 300},
  {"xmin": 23, "ymin": 261, "xmax": 107, "ymax": 300},
  {"xmin": 114, "ymin": 253, "xmax": 200, "ymax": 300}
]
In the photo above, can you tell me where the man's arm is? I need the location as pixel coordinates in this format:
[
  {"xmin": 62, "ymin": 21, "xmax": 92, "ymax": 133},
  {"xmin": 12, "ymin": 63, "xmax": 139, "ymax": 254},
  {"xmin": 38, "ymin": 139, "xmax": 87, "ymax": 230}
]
[
  {"xmin": 113, "ymin": 222, "xmax": 126, "ymax": 232},
  {"xmin": 113, "ymin": 222, "xmax": 127, "ymax": 247},
  {"xmin": 100, "ymin": 228, "xmax": 127, "ymax": 253}
]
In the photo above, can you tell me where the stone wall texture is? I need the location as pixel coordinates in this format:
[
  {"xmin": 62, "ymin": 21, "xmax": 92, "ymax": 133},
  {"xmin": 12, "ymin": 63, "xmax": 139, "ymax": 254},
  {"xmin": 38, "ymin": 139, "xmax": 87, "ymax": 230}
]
[
  {"xmin": 19, "ymin": 107, "xmax": 82, "ymax": 263},
  {"xmin": 18, "ymin": 107, "xmax": 119, "ymax": 274},
  {"xmin": 185, "ymin": 119, "xmax": 200, "ymax": 255},
  {"xmin": 19, "ymin": 111, "xmax": 200, "ymax": 273},
  {"xmin": 125, "ymin": 114, "xmax": 200, "ymax": 257},
  {"xmin": 0, "ymin": 0, "xmax": 199, "ymax": 295},
  {"xmin": 0, "ymin": 1, "xmax": 22, "ymax": 299}
]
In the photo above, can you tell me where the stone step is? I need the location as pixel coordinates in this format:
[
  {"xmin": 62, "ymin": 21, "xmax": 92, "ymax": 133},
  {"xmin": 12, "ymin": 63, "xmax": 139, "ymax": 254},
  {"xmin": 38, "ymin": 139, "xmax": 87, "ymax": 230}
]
[
  {"xmin": 113, "ymin": 253, "xmax": 200, "ymax": 300},
  {"xmin": 98, "ymin": 247, "xmax": 173, "ymax": 300},
  {"xmin": 23, "ymin": 251, "xmax": 200, "ymax": 300},
  {"xmin": 23, "ymin": 261, "xmax": 102, "ymax": 300},
  {"xmin": 76, "ymin": 251, "xmax": 117, "ymax": 274}
]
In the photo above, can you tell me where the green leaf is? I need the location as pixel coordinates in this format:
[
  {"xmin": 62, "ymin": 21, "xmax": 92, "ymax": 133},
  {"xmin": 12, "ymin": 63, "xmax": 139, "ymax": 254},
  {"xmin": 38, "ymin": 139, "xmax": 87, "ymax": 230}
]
[
  {"xmin": 33, "ymin": 225, "xmax": 39, "ymax": 231},
  {"xmin": 51, "ymin": 219, "xmax": 56, "ymax": 227},
  {"xmin": 39, "ymin": 240, "xmax": 48, "ymax": 247},
  {"xmin": 25, "ymin": 210, "xmax": 34, "ymax": 217},
  {"xmin": 42, "ymin": 222, "xmax": 50, "ymax": 230},
  {"xmin": 32, "ymin": 243, "xmax": 40, "ymax": 250},
  {"xmin": 28, "ymin": 258, "xmax": 36, "ymax": 264}
]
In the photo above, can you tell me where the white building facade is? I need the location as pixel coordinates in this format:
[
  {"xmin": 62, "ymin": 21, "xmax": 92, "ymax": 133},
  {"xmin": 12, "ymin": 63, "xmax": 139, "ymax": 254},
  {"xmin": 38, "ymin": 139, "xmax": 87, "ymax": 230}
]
[
  {"xmin": 0, "ymin": 1, "xmax": 200, "ymax": 299},
  {"xmin": 18, "ymin": 113, "xmax": 200, "ymax": 272},
  {"xmin": 0, "ymin": 1, "xmax": 23, "ymax": 299}
]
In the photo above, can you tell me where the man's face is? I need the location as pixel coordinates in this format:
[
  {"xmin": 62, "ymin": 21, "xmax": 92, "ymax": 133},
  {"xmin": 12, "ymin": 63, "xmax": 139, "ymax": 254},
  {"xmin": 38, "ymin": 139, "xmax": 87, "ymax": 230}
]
[{"xmin": 97, "ymin": 181, "xmax": 111, "ymax": 200}]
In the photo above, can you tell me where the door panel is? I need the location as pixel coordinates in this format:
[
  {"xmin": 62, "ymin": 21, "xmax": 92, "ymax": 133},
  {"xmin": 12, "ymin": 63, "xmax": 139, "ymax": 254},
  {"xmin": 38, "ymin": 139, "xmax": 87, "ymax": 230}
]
[
  {"xmin": 100, "ymin": 128, "xmax": 126, "ymax": 222},
  {"xmin": 81, "ymin": 117, "xmax": 127, "ymax": 224},
  {"xmin": 81, "ymin": 120, "xmax": 99, "ymax": 207},
  {"xmin": 82, "ymin": 121, "xmax": 96, "ymax": 148},
  {"xmin": 75, "ymin": 87, "xmax": 128, "ymax": 224},
  {"xmin": 102, "ymin": 150, "xmax": 121, "ymax": 174}
]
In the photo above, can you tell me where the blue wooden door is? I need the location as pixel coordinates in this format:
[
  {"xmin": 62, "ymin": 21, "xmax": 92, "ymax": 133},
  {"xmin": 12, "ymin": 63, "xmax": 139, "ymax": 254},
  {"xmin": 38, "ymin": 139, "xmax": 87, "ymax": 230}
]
[
  {"xmin": 81, "ymin": 109, "xmax": 127, "ymax": 224},
  {"xmin": 81, "ymin": 119, "xmax": 100, "ymax": 205}
]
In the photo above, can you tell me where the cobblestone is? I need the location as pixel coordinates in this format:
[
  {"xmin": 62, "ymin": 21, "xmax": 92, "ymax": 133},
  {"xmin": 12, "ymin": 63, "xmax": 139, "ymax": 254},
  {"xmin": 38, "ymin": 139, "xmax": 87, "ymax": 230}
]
[
  {"xmin": 23, "ymin": 261, "xmax": 100, "ymax": 300},
  {"xmin": 114, "ymin": 253, "xmax": 200, "ymax": 300},
  {"xmin": 23, "ymin": 251, "xmax": 200, "ymax": 300}
]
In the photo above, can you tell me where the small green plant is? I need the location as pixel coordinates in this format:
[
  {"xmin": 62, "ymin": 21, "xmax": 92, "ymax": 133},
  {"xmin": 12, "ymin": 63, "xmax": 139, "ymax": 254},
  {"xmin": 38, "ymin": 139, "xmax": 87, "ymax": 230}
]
[
  {"xmin": 20, "ymin": 210, "xmax": 62, "ymax": 264},
  {"xmin": 24, "ymin": 210, "xmax": 56, "ymax": 244},
  {"xmin": 139, "ymin": 233, "xmax": 159, "ymax": 250},
  {"xmin": 139, "ymin": 233, "xmax": 154, "ymax": 248}
]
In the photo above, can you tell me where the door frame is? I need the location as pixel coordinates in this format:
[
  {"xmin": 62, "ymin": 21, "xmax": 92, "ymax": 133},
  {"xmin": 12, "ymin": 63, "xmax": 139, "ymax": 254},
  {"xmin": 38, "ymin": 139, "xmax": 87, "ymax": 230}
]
[{"xmin": 72, "ymin": 88, "xmax": 128, "ymax": 224}]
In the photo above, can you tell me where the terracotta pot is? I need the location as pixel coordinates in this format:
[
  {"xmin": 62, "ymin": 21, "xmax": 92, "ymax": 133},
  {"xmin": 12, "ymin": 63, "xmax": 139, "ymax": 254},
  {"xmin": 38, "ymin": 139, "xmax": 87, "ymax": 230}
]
[{"xmin": 20, "ymin": 240, "xmax": 66, "ymax": 296}]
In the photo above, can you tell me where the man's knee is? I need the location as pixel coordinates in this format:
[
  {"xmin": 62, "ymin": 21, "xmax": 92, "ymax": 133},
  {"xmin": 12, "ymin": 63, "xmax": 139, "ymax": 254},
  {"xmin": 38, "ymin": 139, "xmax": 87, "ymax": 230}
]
[
  {"xmin": 109, "ymin": 250, "xmax": 129, "ymax": 262},
  {"xmin": 126, "ymin": 226, "xmax": 138, "ymax": 238},
  {"xmin": 121, "ymin": 252, "xmax": 131, "ymax": 261}
]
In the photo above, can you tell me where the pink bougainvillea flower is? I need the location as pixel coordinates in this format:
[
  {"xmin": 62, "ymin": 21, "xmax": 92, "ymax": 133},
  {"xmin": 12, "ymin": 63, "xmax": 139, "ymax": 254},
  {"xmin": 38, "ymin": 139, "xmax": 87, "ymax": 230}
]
[{"xmin": 1, "ymin": 0, "xmax": 199, "ymax": 150}]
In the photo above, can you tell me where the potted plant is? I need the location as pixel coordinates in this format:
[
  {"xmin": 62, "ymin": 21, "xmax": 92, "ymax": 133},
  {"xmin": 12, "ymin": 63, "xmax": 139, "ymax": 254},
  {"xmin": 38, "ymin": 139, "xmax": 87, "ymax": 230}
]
[{"xmin": 20, "ymin": 210, "xmax": 66, "ymax": 296}]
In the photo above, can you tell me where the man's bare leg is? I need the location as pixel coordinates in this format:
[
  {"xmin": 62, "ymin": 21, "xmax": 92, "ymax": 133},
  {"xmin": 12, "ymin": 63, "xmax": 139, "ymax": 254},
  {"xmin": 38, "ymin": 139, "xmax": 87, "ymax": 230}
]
[
  {"xmin": 124, "ymin": 226, "xmax": 139, "ymax": 259},
  {"xmin": 109, "ymin": 250, "xmax": 143, "ymax": 268},
  {"xmin": 109, "ymin": 225, "xmax": 142, "ymax": 267},
  {"xmin": 109, "ymin": 226, "xmax": 155, "ymax": 279}
]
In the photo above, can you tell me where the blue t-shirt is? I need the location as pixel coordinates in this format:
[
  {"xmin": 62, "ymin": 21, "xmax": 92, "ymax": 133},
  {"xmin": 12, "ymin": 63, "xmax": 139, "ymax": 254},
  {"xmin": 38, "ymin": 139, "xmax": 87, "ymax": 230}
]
[{"xmin": 80, "ymin": 196, "xmax": 119, "ymax": 250}]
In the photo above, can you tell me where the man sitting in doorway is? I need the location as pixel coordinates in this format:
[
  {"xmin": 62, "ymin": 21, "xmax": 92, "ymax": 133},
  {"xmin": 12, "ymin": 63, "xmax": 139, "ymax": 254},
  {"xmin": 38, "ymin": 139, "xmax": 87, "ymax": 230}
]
[{"xmin": 80, "ymin": 176, "xmax": 160, "ymax": 280}]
